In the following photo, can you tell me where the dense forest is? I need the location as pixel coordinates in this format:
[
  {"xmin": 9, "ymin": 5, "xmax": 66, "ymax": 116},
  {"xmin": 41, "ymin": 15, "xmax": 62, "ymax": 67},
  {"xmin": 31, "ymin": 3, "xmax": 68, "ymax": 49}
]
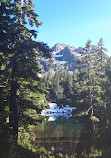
[{"xmin": 0, "ymin": 0, "xmax": 111, "ymax": 158}]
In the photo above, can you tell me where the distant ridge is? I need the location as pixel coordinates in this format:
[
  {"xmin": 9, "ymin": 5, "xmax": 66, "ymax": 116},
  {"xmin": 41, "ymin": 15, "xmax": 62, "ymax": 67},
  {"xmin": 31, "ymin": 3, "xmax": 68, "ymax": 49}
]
[
  {"xmin": 37, "ymin": 43, "xmax": 109, "ymax": 74},
  {"xmin": 51, "ymin": 43, "xmax": 108, "ymax": 71}
]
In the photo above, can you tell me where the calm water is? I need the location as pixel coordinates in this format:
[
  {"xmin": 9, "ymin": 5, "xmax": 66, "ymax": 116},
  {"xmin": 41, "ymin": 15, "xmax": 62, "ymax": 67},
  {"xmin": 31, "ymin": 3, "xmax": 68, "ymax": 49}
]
[
  {"xmin": 38, "ymin": 103, "xmax": 85, "ymax": 154},
  {"xmin": 40, "ymin": 117, "xmax": 84, "ymax": 154},
  {"xmin": 36, "ymin": 103, "xmax": 111, "ymax": 157}
]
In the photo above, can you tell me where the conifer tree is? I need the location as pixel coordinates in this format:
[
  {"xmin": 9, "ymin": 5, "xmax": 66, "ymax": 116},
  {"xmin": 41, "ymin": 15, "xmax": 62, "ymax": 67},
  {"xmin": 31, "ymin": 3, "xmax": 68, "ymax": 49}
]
[
  {"xmin": 77, "ymin": 40, "xmax": 107, "ymax": 120},
  {"xmin": 72, "ymin": 72, "xmax": 78, "ymax": 104},
  {"xmin": 98, "ymin": 38, "xmax": 107, "ymax": 71},
  {"xmin": 0, "ymin": 0, "xmax": 50, "ymax": 146}
]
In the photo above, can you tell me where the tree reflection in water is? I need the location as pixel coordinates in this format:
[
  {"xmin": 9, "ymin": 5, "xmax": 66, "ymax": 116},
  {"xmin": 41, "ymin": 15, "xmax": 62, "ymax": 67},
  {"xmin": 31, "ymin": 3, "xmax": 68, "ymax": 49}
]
[
  {"xmin": 35, "ymin": 107, "xmax": 111, "ymax": 157},
  {"xmin": 35, "ymin": 115, "xmax": 84, "ymax": 155}
]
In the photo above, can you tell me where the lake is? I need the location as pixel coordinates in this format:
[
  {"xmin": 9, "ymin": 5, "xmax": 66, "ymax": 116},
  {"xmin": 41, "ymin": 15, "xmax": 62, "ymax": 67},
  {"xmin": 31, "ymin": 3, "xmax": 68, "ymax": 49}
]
[{"xmin": 38, "ymin": 103, "xmax": 85, "ymax": 155}]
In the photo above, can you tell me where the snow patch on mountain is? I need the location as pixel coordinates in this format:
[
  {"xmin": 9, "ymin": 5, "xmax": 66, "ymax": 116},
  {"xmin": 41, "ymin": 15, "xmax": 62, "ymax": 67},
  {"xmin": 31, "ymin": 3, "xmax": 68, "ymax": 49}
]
[
  {"xmin": 54, "ymin": 54, "xmax": 63, "ymax": 58},
  {"xmin": 51, "ymin": 43, "xmax": 83, "ymax": 71}
]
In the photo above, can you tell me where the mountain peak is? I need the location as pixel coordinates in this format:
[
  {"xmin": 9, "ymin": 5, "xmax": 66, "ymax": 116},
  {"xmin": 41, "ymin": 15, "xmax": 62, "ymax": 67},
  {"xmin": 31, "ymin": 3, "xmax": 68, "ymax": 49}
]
[
  {"xmin": 52, "ymin": 43, "xmax": 67, "ymax": 52},
  {"xmin": 52, "ymin": 43, "xmax": 76, "ymax": 53}
]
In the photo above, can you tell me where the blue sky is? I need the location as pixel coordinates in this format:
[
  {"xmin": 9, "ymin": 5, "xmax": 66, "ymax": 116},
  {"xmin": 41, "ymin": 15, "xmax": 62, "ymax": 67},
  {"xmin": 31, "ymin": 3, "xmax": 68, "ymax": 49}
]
[{"xmin": 33, "ymin": 0, "xmax": 111, "ymax": 56}]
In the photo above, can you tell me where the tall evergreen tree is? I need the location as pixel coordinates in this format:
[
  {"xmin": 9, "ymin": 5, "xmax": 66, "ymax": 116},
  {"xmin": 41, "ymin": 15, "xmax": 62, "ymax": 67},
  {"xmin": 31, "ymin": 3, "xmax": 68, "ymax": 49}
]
[
  {"xmin": 98, "ymin": 38, "xmax": 107, "ymax": 71},
  {"xmin": 0, "ymin": 0, "xmax": 50, "ymax": 147},
  {"xmin": 77, "ymin": 40, "xmax": 107, "ymax": 120}
]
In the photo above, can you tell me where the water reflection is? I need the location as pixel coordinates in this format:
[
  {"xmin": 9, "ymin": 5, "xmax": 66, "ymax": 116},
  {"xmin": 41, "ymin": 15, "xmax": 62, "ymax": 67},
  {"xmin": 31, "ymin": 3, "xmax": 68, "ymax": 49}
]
[
  {"xmin": 41, "ymin": 103, "xmax": 77, "ymax": 121},
  {"xmin": 35, "ymin": 119, "xmax": 84, "ymax": 154},
  {"xmin": 39, "ymin": 104, "xmax": 111, "ymax": 157},
  {"xmin": 37, "ymin": 104, "xmax": 85, "ymax": 155}
]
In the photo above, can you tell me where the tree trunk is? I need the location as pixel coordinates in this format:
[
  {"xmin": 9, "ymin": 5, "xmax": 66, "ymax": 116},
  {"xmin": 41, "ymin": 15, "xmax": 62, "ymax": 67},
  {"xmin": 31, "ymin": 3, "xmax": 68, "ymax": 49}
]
[{"xmin": 9, "ymin": 79, "xmax": 19, "ymax": 144}]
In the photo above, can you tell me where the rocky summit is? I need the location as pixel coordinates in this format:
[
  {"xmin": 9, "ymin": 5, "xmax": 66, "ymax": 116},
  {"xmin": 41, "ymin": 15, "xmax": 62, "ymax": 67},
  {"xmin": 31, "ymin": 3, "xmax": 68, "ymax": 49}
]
[{"xmin": 52, "ymin": 43, "xmax": 84, "ymax": 71}]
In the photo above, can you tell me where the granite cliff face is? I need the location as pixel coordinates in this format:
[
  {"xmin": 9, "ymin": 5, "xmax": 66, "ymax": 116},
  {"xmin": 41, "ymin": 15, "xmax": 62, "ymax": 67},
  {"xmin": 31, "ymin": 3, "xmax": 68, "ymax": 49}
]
[{"xmin": 52, "ymin": 43, "xmax": 84, "ymax": 71}]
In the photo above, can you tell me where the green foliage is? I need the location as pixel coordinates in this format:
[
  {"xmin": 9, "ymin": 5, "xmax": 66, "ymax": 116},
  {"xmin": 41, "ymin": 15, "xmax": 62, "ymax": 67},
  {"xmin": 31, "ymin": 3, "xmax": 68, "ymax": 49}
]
[
  {"xmin": 76, "ymin": 111, "xmax": 88, "ymax": 117},
  {"xmin": 90, "ymin": 116, "xmax": 99, "ymax": 122},
  {"xmin": 76, "ymin": 39, "xmax": 108, "ymax": 120},
  {"xmin": 0, "ymin": 0, "xmax": 51, "ymax": 157},
  {"xmin": 0, "ymin": 1, "xmax": 111, "ymax": 157},
  {"xmin": 55, "ymin": 153, "xmax": 63, "ymax": 158},
  {"xmin": 81, "ymin": 147, "xmax": 102, "ymax": 158}
]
